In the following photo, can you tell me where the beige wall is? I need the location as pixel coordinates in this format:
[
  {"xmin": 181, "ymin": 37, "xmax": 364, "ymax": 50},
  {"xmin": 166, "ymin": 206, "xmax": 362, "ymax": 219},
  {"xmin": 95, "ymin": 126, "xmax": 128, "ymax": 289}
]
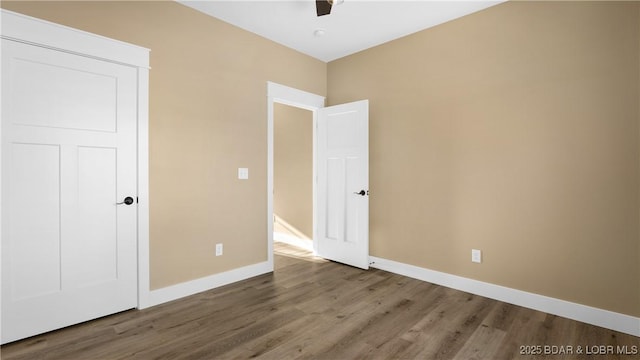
[
  {"xmin": 1, "ymin": 1, "xmax": 327, "ymax": 290},
  {"xmin": 328, "ymin": 1, "xmax": 640, "ymax": 317},
  {"xmin": 274, "ymin": 103, "xmax": 313, "ymax": 238}
]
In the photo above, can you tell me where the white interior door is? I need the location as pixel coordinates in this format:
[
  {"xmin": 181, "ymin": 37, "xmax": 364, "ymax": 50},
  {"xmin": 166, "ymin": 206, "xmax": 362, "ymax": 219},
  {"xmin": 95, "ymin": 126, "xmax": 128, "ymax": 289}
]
[
  {"xmin": 316, "ymin": 100, "xmax": 369, "ymax": 269},
  {"xmin": 1, "ymin": 39, "xmax": 138, "ymax": 344}
]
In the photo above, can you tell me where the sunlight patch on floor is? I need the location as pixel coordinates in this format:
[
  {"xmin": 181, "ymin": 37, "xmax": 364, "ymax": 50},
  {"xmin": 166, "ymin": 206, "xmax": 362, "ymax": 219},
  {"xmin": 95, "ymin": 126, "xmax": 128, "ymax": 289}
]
[{"xmin": 273, "ymin": 216, "xmax": 313, "ymax": 252}]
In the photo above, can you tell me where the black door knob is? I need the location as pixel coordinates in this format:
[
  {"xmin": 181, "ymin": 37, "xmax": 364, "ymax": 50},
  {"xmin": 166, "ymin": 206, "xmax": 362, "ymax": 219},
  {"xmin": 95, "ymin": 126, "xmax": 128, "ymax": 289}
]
[
  {"xmin": 354, "ymin": 190, "xmax": 366, "ymax": 196},
  {"xmin": 117, "ymin": 196, "xmax": 135, "ymax": 205}
]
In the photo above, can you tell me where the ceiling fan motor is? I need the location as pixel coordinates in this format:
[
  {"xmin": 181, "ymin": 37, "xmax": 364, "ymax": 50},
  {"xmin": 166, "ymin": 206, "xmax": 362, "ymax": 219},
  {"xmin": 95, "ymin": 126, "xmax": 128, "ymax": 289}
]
[{"xmin": 316, "ymin": 0, "xmax": 344, "ymax": 17}]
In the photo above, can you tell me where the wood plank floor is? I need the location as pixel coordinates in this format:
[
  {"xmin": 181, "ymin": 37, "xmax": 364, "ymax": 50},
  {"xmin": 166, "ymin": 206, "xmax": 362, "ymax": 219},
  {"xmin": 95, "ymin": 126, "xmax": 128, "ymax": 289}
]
[{"xmin": 2, "ymin": 242, "xmax": 638, "ymax": 360}]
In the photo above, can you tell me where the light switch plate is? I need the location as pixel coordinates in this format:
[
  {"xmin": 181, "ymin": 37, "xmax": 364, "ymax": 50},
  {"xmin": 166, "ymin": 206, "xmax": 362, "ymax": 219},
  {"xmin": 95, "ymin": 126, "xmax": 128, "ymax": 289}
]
[
  {"xmin": 471, "ymin": 249, "xmax": 482, "ymax": 263},
  {"xmin": 238, "ymin": 168, "xmax": 249, "ymax": 180}
]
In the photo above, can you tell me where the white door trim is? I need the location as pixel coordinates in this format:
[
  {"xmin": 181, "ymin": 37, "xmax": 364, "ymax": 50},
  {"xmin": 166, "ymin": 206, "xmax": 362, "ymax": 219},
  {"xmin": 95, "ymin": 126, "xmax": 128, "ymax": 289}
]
[
  {"xmin": 0, "ymin": 10, "xmax": 152, "ymax": 310},
  {"xmin": 267, "ymin": 82, "xmax": 325, "ymax": 268},
  {"xmin": 0, "ymin": 10, "xmax": 150, "ymax": 69}
]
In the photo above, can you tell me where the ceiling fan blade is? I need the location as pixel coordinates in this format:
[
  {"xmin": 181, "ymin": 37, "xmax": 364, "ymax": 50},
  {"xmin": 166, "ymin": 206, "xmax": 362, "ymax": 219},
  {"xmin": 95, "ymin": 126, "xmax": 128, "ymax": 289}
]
[{"xmin": 316, "ymin": 0, "xmax": 332, "ymax": 16}]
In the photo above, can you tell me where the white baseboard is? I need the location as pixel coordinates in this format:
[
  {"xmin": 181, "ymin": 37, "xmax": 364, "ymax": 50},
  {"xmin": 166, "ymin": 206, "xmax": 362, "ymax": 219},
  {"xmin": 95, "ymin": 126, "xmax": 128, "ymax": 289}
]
[
  {"xmin": 141, "ymin": 261, "xmax": 272, "ymax": 308},
  {"xmin": 369, "ymin": 256, "xmax": 640, "ymax": 337}
]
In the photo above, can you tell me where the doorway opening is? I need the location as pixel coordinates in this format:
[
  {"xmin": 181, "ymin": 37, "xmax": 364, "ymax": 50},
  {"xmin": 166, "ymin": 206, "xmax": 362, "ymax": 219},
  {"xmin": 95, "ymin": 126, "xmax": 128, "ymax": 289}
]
[
  {"xmin": 266, "ymin": 82, "xmax": 325, "ymax": 269},
  {"xmin": 273, "ymin": 103, "xmax": 314, "ymax": 252},
  {"xmin": 267, "ymin": 82, "xmax": 370, "ymax": 270}
]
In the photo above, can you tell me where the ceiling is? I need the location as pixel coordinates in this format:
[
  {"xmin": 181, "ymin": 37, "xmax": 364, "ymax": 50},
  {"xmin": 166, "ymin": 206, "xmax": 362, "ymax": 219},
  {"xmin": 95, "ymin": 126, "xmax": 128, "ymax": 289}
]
[{"xmin": 178, "ymin": 0, "xmax": 505, "ymax": 62}]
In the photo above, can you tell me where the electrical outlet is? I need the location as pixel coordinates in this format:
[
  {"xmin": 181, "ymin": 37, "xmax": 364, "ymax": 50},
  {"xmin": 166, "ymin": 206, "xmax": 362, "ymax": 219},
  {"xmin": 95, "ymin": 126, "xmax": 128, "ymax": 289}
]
[
  {"xmin": 216, "ymin": 243, "xmax": 223, "ymax": 256},
  {"xmin": 471, "ymin": 249, "xmax": 482, "ymax": 263}
]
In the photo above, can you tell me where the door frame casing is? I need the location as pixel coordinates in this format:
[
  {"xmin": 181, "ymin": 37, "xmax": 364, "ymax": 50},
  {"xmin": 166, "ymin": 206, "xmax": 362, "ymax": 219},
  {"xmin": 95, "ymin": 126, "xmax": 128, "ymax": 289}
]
[
  {"xmin": 266, "ymin": 82, "xmax": 325, "ymax": 268},
  {"xmin": 0, "ymin": 10, "xmax": 152, "ymax": 310}
]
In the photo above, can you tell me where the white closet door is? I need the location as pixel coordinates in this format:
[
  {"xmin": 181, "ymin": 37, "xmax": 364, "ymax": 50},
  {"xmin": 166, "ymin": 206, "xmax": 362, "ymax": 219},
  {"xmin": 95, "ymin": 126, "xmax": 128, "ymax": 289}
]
[{"xmin": 1, "ymin": 39, "xmax": 138, "ymax": 344}]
